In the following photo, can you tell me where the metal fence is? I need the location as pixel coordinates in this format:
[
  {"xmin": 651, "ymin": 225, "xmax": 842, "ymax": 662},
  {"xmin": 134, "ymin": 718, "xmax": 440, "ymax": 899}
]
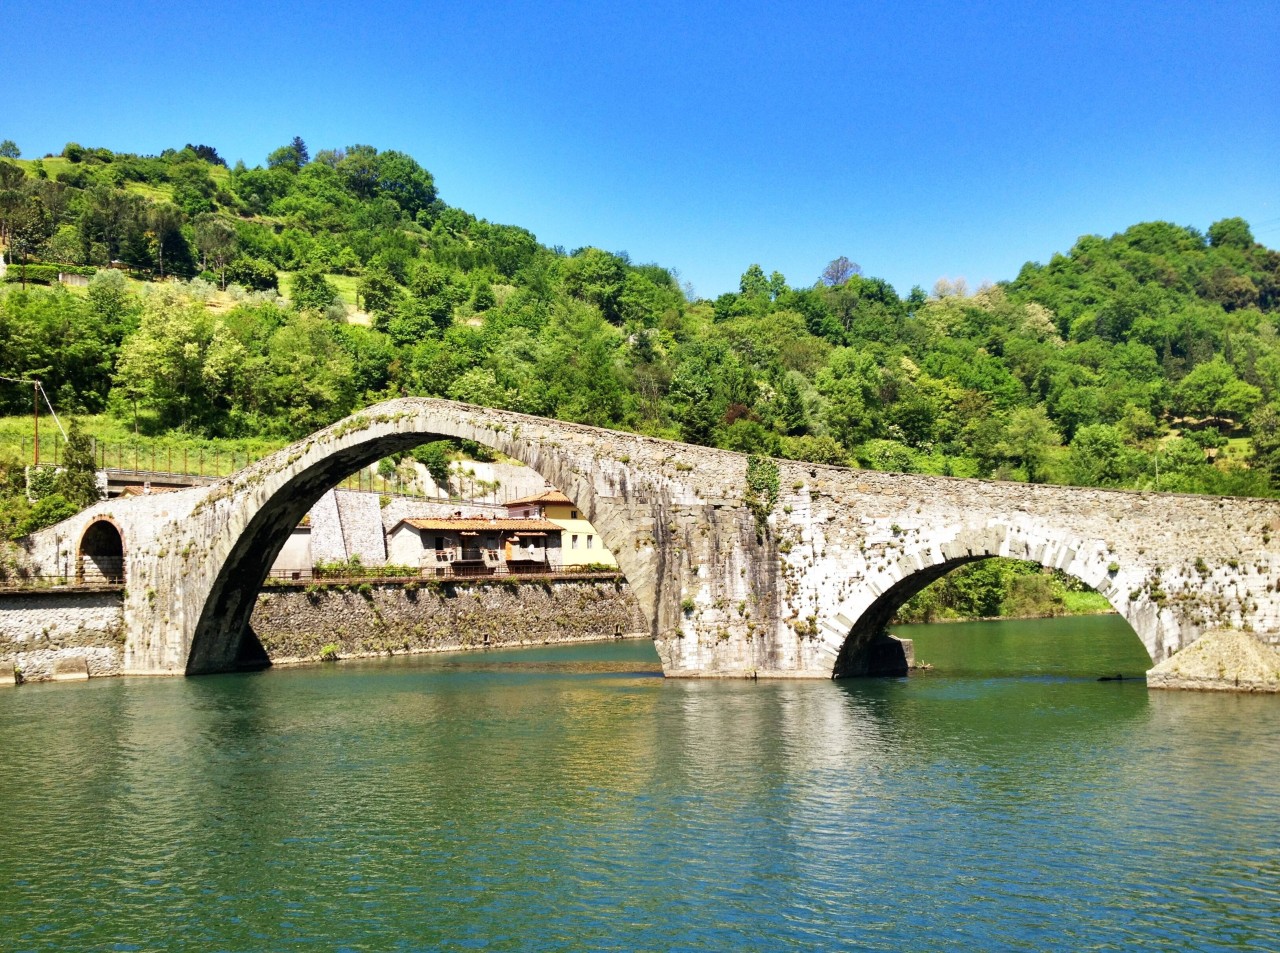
[
  {"xmin": 14, "ymin": 437, "xmax": 517, "ymax": 501},
  {"xmin": 0, "ymin": 569, "xmax": 125, "ymax": 592}
]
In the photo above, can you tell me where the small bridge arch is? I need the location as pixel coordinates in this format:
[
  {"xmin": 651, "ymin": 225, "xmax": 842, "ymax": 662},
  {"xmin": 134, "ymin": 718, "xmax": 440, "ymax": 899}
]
[
  {"xmin": 77, "ymin": 517, "xmax": 126, "ymax": 585},
  {"xmin": 816, "ymin": 521, "xmax": 1168, "ymax": 677}
]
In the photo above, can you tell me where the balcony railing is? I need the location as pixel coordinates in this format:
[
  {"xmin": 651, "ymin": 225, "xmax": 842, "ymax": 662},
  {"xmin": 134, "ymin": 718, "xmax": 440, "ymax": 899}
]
[{"xmin": 263, "ymin": 563, "xmax": 620, "ymax": 585}]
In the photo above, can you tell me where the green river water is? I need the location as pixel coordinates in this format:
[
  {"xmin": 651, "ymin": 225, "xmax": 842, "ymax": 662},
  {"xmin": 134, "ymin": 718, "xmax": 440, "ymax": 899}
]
[{"xmin": 1, "ymin": 615, "xmax": 1278, "ymax": 952}]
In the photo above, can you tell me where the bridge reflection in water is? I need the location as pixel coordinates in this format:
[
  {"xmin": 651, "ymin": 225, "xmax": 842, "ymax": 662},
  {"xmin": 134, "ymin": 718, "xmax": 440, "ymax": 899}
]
[{"xmin": 1, "ymin": 631, "xmax": 1275, "ymax": 951}]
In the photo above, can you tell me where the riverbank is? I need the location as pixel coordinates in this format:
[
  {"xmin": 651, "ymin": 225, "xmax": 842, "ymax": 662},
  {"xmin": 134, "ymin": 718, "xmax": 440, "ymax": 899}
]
[
  {"xmin": 894, "ymin": 583, "xmax": 1115, "ymax": 625},
  {"xmin": 1, "ymin": 576, "xmax": 647, "ymax": 682},
  {"xmin": 895, "ymin": 606, "xmax": 1118, "ymax": 626}
]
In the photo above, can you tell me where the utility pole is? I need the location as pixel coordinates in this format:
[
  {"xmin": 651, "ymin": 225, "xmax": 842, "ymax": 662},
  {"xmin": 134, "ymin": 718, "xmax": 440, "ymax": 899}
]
[{"xmin": 33, "ymin": 378, "xmax": 39, "ymax": 467}]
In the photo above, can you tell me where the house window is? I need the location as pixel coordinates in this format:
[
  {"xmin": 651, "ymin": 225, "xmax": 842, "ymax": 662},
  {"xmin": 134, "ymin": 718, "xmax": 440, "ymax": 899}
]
[
  {"xmin": 572, "ymin": 535, "xmax": 579, "ymax": 549},
  {"xmin": 587, "ymin": 535, "xmax": 594, "ymax": 549},
  {"xmin": 572, "ymin": 510, "xmax": 579, "ymax": 519}
]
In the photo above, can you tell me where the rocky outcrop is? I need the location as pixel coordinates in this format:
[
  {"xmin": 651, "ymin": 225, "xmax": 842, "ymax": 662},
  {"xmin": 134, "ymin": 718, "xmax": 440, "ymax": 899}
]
[{"xmin": 1146, "ymin": 630, "xmax": 1280, "ymax": 692}]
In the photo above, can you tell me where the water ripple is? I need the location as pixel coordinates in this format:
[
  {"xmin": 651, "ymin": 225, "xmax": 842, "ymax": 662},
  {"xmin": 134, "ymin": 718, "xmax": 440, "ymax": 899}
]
[{"xmin": 1, "ymin": 629, "xmax": 1278, "ymax": 951}]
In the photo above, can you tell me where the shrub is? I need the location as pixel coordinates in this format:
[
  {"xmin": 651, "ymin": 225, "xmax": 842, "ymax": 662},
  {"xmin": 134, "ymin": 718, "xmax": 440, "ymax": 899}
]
[
  {"xmin": 16, "ymin": 493, "xmax": 77, "ymax": 536},
  {"xmin": 2, "ymin": 263, "xmax": 96, "ymax": 284},
  {"xmin": 225, "ymin": 256, "xmax": 279, "ymax": 291}
]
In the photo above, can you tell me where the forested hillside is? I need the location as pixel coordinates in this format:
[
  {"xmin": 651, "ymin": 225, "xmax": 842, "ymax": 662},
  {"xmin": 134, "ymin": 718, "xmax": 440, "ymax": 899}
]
[{"xmin": 3, "ymin": 137, "xmax": 1280, "ymax": 536}]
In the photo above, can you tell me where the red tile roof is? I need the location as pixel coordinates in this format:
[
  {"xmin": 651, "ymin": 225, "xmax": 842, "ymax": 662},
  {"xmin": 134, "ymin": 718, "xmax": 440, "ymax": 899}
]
[
  {"xmin": 504, "ymin": 489, "xmax": 575, "ymax": 506},
  {"xmin": 395, "ymin": 517, "xmax": 562, "ymax": 532}
]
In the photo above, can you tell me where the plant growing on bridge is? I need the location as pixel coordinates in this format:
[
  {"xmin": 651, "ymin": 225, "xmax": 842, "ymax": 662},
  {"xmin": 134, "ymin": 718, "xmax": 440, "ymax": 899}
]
[{"xmin": 744, "ymin": 455, "xmax": 780, "ymax": 540}]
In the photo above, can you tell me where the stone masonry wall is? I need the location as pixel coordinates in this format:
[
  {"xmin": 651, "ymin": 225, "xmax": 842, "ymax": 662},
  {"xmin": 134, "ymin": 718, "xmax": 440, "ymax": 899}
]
[
  {"xmin": 309, "ymin": 490, "xmax": 387, "ymax": 566},
  {"xmin": 250, "ymin": 577, "xmax": 647, "ymax": 663},
  {"xmin": 0, "ymin": 591, "xmax": 125, "ymax": 681}
]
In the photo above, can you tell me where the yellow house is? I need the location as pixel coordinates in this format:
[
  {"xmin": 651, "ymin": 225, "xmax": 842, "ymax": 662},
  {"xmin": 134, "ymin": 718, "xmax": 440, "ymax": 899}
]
[{"xmin": 504, "ymin": 489, "xmax": 618, "ymax": 569}]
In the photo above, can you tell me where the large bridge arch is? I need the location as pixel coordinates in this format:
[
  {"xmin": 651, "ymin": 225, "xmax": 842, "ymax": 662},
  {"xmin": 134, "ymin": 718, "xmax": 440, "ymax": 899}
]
[
  {"xmin": 167, "ymin": 400, "xmax": 671, "ymax": 674},
  {"xmin": 813, "ymin": 521, "xmax": 1170, "ymax": 677}
]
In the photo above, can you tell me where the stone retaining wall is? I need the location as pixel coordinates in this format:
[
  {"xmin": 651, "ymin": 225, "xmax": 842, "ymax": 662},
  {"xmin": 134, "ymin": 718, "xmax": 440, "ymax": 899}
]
[
  {"xmin": 0, "ymin": 591, "xmax": 125, "ymax": 681},
  {"xmin": 1, "ymin": 577, "xmax": 645, "ymax": 681},
  {"xmin": 250, "ymin": 577, "xmax": 648, "ymax": 663}
]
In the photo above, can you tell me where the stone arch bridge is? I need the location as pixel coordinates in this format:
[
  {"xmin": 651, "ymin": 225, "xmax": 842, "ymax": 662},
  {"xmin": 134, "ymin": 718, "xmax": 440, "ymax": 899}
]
[{"xmin": 21, "ymin": 398, "xmax": 1280, "ymax": 687}]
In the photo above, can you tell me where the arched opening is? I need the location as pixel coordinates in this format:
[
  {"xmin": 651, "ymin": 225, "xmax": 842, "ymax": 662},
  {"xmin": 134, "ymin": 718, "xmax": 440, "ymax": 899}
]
[
  {"xmin": 825, "ymin": 527, "xmax": 1162, "ymax": 680},
  {"xmin": 182, "ymin": 406, "xmax": 651, "ymax": 675},
  {"xmin": 78, "ymin": 519, "xmax": 125, "ymax": 584}
]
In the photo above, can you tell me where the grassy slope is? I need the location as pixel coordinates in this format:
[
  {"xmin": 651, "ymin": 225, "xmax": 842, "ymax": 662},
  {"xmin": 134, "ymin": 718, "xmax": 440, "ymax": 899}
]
[
  {"xmin": 278, "ymin": 271, "xmax": 360, "ymax": 307},
  {"xmin": 11, "ymin": 154, "xmax": 230, "ymax": 203},
  {"xmin": 0, "ymin": 414, "xmax": 289, "ymax": 475}
]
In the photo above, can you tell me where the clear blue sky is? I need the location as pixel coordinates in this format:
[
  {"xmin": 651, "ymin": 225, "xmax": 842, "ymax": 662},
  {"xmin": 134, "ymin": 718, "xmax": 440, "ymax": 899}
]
[{"xmin": 4, "ymin": 0, "xmax": 1277, "ymax": 298}]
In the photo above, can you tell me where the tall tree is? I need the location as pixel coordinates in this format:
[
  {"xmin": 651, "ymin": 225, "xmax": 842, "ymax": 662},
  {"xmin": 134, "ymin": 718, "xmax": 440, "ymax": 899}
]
[
  {"xmin": 821, "ymin": 256, "xmax": 861, "ymax": 287},
  {"xmin": 9, "ymin": 195, "xmax": 53, "ymax": 287},
  {"xmin": 192, "ymin": 215, "xmax": 238, "ymax": 288},
  {"xmin": 0, "ymin": 159, "xmax": 28, "ymax": 245},
  {"xmin": 147, "ymin": 203, "xmax": 185, "ymax": 278},
  {"xmin": 55, "ymin": 419, "xmax": 100, "ymax": 509},
  {"xmin": 267, "ymin": 137, "xmax": 308, "ymax": 173}
]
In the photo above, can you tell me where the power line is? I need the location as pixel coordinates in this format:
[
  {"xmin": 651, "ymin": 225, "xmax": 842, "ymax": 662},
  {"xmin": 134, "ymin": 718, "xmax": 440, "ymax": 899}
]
[{"xmin": 0, "ymin": 374, "xmax": 69, "ymax": 443}]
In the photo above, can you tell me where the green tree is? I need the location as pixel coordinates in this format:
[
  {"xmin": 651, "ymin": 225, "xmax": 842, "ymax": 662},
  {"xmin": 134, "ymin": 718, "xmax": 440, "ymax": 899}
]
[
  {"xmin": 739, "ymin": 263, "xmax": 769, "ymax": 298},
  {"xmin": 667, "ymin": 355, "xmax": 723, "ymax": 445},
  {"xmin": 55, "ymin": 419, "xmax": 100, "ymax": 509},
  {"xmin": 17, "ymin": 494, "xmax": 77, "ymax": 537},
  {"xmin": 170, "ymin": 162, "xmax": 216, "ymax": 216},
  {"xmin": 1173, "ymin": 357, "xmax": 1262, "ymax": 422},
  {"xmin": 357, "ymin": 263, "xmax": 401, "ymax": 315},
  {"xmin": 147, "ymin": 202, "xmax": 186, "ymax": 278},
  {"xmin": 996, "ymin": 406, "xmax": 1061, "ymax": 483},
  {"xmin": 225, "ymin": 256, "xmax": 278, "ymax": 291},
  {"xmin": 815, "ymin": 348, "xmax": 884, "ymax": 448},
  {"xmin": 267, "ymin": 137, "xmax": 308, "ymax": 173},
  {"xmin": 291, "ymin": 267, "xmax": 340, "ymax": 313},
  {"xmin": 192, "ymin": 216, "xmax": 238, "ymax": 288},
  {"xmin": 8, "ymin": 195, "xmax": 53, "ymax": 287},
  {"xmin": 411, "ymin": 440, "xmax": 453, "ymax": 489},
  {"xmin": 775, "ymin": 373, "xmax": 808, "ymax": 435},
  {"xmin": 111, "ymin": 290, "xmax": 231, "ymax": 431},
  {"xmin": 0, "ymin": 140, "xmax": 19, "ymax": 159},
  {"xmin": 1066, "ymin": 424, "xmax": 1136, "ymax": 487},
  {"xmin": 1207, "ymin": 217, "xmax": 1253, "ymax": 249},
  {"xmin": 1248, "ymin": 402, "xmax": 1280, "ymax": 490},
  {"xmin": 471, "ymin": 281, "xmax": 496, "ymax": 312},
  {"xmin": 560, "ymin": 248, "xmax": 626, "ymax": 322},
  {"xmin": 779, "ymin": 434, "xmax": 848, "ymax": 465}
]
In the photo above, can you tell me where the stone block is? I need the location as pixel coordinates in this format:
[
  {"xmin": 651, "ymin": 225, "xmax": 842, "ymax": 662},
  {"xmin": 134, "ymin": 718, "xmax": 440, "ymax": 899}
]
[{"xmin": 51, "ymin": 655, "xmax": 89, "ymax": 681}]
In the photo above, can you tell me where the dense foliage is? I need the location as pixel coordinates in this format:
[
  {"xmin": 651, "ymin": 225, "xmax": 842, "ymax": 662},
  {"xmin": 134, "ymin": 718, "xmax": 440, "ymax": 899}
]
[{"xmin": 2, "ymin": 138, "xmax": 1280, "ymax": 514}]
